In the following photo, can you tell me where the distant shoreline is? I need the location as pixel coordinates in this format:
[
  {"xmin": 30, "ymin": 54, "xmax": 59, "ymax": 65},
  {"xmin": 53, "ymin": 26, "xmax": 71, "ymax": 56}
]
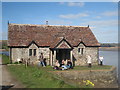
[
  {"xmin": 0, "ymin": 49, "xmax": 8, "ymax": 52},
  {"xmin": 99, "ymin": 47, "xmax": 119, "ymax": 51}
]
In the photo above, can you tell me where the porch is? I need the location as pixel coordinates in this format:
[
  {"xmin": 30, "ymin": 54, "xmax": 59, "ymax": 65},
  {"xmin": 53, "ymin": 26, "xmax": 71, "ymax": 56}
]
[{"xmin": 50, "ymin": 49, "xmax": 73, "ymax": 66}]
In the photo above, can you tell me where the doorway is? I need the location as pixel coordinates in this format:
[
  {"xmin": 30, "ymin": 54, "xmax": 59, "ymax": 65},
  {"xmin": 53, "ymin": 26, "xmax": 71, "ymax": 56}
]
[{"xmin": 56, "ymin": 49, "xmax": 70, "ymax": 63}]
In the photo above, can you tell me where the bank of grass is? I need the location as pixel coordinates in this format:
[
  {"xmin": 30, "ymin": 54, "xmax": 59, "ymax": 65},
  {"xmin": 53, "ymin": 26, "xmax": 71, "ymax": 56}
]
[
  {"xmin": 1, "ymin": 54, "xmax": 10, "ymax": 64},
  {"xmin": 72, "ymin": 65, "xmax": 112, "ymax": 70},
  {"xmin": 8, "ymin": 65, "xmax": 75, "ymax": 88},
  {"xmin": 1, "ymin": 54, "xmax": 75, "ymax": 88}
]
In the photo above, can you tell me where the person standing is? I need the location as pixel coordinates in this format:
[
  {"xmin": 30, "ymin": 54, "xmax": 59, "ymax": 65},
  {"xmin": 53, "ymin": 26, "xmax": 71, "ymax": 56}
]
[
  {"xmin": 39, "ymin": 53, "xmax": 45, "ymax": 67},
  {"xmin": 87, "ymin": 55, "xmax": 92, "ymax": 68},
  {"xmin": 99, "ymin": 56, "xmax": 104, "ymax": 66}
]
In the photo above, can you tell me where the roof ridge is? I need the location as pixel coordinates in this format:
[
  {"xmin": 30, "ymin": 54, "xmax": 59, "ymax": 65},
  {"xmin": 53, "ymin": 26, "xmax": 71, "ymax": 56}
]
[{"xmin": 9, "ymin": 23, "xmax": 88, "ymax": 28}]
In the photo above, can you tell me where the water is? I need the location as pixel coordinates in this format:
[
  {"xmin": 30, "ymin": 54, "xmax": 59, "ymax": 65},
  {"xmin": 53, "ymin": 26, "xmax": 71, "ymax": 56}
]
[
  {"xmin": 0, "ymin": 51, "xmax": 9, "ymax": 56},
  {"xmin": 99, "ymin": 50, "xmax": 119, "ymax": 84},
  {"xmin": 99, "ymin": 50, "xmax": 118, "ymax": 69}
]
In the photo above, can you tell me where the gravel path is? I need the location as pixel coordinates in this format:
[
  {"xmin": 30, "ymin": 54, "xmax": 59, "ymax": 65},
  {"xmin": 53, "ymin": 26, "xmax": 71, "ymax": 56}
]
[{"xmin": 0, "ymin": 58, "xmax": 25, "ymax": 89}]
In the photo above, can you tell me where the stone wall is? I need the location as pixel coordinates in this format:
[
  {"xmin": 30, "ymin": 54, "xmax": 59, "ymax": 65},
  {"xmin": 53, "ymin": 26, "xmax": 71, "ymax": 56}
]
[
  {"xmin": 39, "ymin": 47, "xmax": 50, "ymax": 65},
  {"xmin": 29, "ymin": 43, "xmax": 39, "ymax": 62},
  {"xmin": 72, "ymin": 43, "xmax": 99, "ymax": 66},
  {"xmin": 10, "ymin": 43, "xmax": 99, "ymax": 66},
  {"xmin": 11, "ymin": 43, "xmax": 50, "ymax": 65},
  {"xmin": 51, "ymin": 66, "xmax": 118, "ymax": 88},
  {"xmin": 11, "ymin": 48, "xmax": 28, "ymax": 62}
]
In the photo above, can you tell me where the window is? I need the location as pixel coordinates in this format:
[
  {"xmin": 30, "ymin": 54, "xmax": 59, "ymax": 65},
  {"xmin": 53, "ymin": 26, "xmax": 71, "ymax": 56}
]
[
  {"xmin": 29, "ymin": 49, "xmax": 32, "ymax": 56},
  {"xmin": 78, "ymin": 48, "xmax": 80, "ymax": 53},
  {"xmin": 81, "ymin": 48, "xmax": 84, "ymax": 54},
  {"xmin": 78, "ymin": 48, "xmax": 84, "ymax": 54},
  {"xmin": 34, "ymin": 49, "xmax": 36, "ymax": 56}
]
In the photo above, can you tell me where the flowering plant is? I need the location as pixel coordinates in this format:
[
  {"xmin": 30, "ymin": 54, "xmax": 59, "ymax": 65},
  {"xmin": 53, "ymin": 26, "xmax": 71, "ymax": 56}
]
[{"xmin": 83, "ymin": 80, "xmax": 94, "ymax": 87}]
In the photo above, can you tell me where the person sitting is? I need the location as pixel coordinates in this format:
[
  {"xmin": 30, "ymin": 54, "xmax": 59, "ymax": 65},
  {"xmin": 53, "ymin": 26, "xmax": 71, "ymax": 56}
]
[
  {"xmin": 53, "ymin": 60, "xmax": 60, "ymax": 70},
  {"xmin": 17, "ymin": 58, "xmax": 21, "ymax": 64},
  {"xmin": 60, "ymin": 59, "xmax": 65, "ymax": 67},
  {"xmin": 61, "ymin": 60, "xmax": 68, "ymax": 70},
  {"xmin": 66, "ymin": 60, "xmax": 73, "ymax": 69}
]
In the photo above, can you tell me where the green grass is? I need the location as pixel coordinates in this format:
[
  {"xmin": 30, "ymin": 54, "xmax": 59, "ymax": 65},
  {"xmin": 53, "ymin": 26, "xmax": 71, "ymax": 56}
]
[
  {"xmin": 1, "ymin": 54, "xmax": 113, "ymax": 88},
  {"xmin": 0, "ymin": 54, "xmax": 10, "ymax": 64},
  {"xmin": 40, "ymin": 65, "xmax": 112, "ymax": 71},
  {"xmin": 1, "ymin": 55, "xmax": 75, "ymax": 88},
  {"xmin": 8, "ymin": 65, "xmax": 75, "ymax": 88}
]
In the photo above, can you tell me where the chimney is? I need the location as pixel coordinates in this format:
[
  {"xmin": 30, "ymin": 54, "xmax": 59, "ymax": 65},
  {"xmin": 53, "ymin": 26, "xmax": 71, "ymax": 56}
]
[
  {"xmin": 88, "ymin": 25, "xmax": 89, "ymax": 27},
  {"xmin": 8, "ymin": 20, "xmax": 9, "ymax": 25},
  {"xmin": 46, "ymin": 21, "xmax": 48, "ymax": 25}
]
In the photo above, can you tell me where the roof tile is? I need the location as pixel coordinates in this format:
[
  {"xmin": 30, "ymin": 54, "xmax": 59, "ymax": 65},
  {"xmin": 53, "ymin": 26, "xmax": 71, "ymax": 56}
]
[{"xmin": 8, "ymin": 24, "xmax": 100, "ymax": 47}]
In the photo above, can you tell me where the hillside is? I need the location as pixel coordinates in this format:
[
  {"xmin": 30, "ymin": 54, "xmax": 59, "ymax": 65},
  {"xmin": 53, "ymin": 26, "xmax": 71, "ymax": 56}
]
[
  {"xmin": 0, "ymin": 40, "xmax": 8, "ymax": 50},
  {"xmin": 100, "ymin": 43, "xmax": 119, "ymax": 47}
]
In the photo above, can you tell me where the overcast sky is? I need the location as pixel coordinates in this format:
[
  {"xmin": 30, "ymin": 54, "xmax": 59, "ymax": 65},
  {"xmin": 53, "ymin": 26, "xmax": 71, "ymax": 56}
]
[{"xmin": 1, "ymin": 2, "xmax": 118, "ymax": 43}]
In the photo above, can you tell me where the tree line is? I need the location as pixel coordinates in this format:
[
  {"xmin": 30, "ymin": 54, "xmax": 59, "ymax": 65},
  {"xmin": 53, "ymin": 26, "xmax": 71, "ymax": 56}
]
[{"xmin": 100, "ymin": 43, "xmax": 119, "ymax": 47}]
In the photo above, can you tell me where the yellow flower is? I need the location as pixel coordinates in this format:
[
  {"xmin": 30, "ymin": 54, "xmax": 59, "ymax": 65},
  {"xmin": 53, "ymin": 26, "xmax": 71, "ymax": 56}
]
[
  {"xmin": 92, "ymin": 84, "xmax": 94, "ymax": 86},
  {"xmin": 83, "ymin": 80, "xmax": 95, "ymax": 87}
]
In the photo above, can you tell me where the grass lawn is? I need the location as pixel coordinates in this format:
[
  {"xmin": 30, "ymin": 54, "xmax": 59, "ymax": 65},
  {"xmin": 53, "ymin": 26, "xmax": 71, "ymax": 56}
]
[
  {"xmin": 1, "ymin": 54, "xmax": 113, "ymax": 88},
  {"xmin": 8, "ymin": 65, "xmax": 75, "ymax": 88},
  {"xmin": 1, "ymin": 54, "xmax": 75, "ymax": 88}
]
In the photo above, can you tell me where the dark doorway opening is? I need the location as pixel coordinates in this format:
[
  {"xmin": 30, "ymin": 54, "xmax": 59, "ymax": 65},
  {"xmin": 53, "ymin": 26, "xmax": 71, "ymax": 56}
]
[{"xmin": 56, "ymin": 49, "xmax": 70, "ymax": 64}]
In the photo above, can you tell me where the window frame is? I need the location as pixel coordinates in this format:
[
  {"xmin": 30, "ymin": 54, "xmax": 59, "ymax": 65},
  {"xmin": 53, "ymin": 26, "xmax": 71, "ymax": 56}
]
[
  {"xmin": 33, "ymin": 49, "xmax": 36, "ymax": 56},
  {"xmin": 29, "ymin": 49, "xmax": 32, "ymax": 56},
  {"xmin": 78, "ymin": 48, "xmax": 84, "ymax": 55}
]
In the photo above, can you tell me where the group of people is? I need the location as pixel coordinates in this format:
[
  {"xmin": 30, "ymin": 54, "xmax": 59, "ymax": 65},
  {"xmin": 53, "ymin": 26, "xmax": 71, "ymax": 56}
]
[
  {"xmin": 39, "ymin": 52, "xmax": 104, "ymax": 69},
  {"xmin": 53, "ymin": 59, "xmax": 73, "ymax": 70},
  {"xmin": 39, "ymin": 53, "xmax": 73, "ymax": 70}
]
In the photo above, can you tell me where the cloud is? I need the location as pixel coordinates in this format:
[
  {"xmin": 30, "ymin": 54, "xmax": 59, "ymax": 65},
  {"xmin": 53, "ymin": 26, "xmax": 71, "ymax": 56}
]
[
  {"xmin": 101, "ymin": 11, "xmax": 117, "ymax": 17},
  {"xmin": 67, "ymin": 2, "xmax": 84, "ymax": 7},
  {"xmin": 59, "ymin": 13, "xmax": 89, "ymax": 19},
  {"xmin": 59, "ymin": 2, "xmax": 85, "ymax": 7}
]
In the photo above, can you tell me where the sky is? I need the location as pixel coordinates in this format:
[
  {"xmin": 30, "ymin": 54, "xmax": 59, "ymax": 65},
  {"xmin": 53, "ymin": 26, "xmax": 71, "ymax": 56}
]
[{"xmin": 1, "ymin": 2, "xmax": 118, "ymax": 43}]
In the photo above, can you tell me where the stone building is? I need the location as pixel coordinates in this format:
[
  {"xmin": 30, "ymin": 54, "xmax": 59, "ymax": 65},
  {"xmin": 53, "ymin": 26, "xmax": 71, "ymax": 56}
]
[{"xmin": 8, "ymin": 23, "xmax": 100, "ymax": 66}]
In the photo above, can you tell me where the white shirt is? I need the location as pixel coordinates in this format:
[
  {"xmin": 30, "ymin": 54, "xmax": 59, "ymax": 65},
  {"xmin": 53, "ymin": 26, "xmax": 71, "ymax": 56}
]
[
  {"xmin": 17, "ymin": 58, "xmax": 21, "ymax": 62},
  {"xmin": 99, "ymin": 56, "xmax": 103, "ymax": 61},
  {"xmin": 87, "ymin": 55, "xmax": 91, "ymax": 64}
]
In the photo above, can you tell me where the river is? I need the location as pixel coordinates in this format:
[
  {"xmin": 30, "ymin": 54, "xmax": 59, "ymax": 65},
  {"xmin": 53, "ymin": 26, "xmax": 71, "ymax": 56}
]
[{"xmin": 99, "ymin": 50, "xmax": 119, "ymax": 85}]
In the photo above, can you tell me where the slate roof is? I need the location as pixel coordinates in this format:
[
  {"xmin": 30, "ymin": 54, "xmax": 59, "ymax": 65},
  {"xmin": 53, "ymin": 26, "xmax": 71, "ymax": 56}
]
[{"xmin": 8, "ymin": 23, "xmax": 100, "ymax": 48}]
